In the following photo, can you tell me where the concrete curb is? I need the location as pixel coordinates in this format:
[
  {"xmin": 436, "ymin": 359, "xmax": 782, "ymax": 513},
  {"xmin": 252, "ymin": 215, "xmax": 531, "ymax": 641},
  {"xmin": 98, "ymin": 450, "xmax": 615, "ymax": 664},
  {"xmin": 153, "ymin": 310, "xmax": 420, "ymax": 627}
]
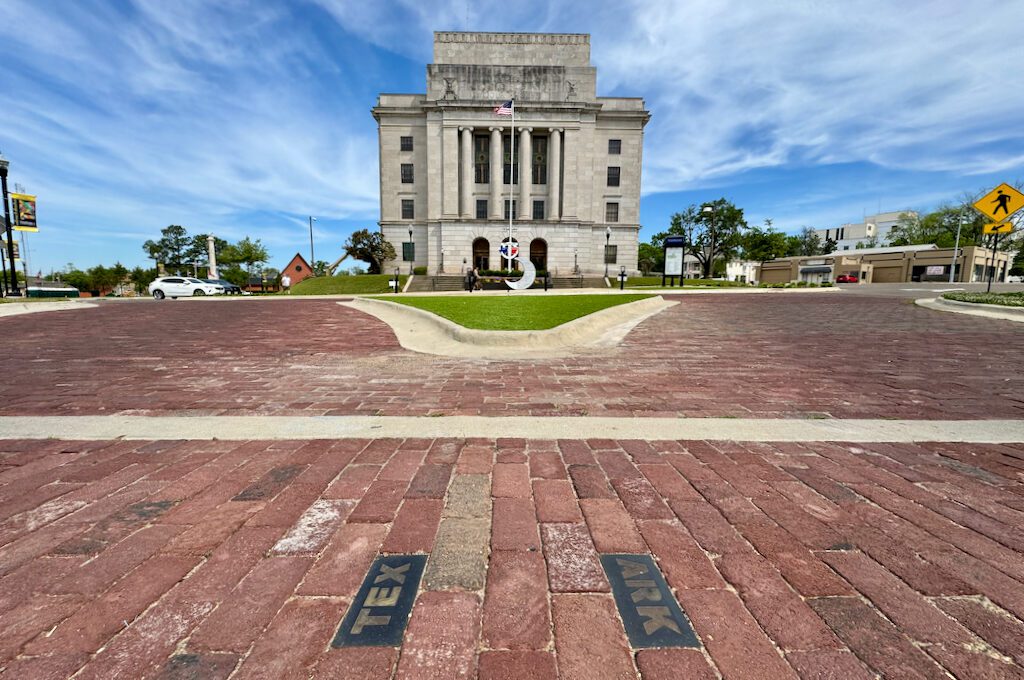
[
  {"xmin": 2, "ymin": 415, "xmax": 1022, "ymax": 443},
  {"xmin": 0, "ymin": 300, "xmax": 98, "ymax": 318},
  {"xmin": 341, "ymin": 296, "xmax": 677, "ymax": 358},
  {"xmin": 915, "ymin": 296, "xmax": 1024, "ymax": 323}
]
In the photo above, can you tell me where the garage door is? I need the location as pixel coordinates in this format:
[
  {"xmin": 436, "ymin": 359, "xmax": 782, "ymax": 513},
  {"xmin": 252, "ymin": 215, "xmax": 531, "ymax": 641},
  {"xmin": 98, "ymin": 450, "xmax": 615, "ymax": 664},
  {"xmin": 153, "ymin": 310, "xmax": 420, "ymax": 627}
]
[{"xmin": 872, "ymin": 266, "xmax": 903, "ymax": 283}]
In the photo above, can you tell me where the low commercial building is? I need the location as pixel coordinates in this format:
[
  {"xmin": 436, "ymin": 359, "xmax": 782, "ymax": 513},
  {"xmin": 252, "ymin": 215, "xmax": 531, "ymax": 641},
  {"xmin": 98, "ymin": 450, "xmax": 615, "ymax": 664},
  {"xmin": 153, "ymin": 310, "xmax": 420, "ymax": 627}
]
[{"xmin": 759, "ymin": 244, "xmax": 1012, "ymax": 284}]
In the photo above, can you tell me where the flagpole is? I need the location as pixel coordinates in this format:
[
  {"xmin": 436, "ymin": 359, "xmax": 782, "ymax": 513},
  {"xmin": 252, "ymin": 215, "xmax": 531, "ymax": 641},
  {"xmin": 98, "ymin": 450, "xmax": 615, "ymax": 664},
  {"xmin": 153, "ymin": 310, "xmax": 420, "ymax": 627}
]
[{"xmin": 509, "ymin": 98, "xmax": 515, "ymax": 269}]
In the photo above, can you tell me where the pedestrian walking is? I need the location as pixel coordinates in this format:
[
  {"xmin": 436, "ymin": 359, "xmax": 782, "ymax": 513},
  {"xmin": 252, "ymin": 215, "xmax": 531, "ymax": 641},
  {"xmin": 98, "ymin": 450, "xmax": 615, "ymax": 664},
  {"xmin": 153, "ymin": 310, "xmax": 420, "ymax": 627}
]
[{"xmin": 281, "ymin": 274, "xmax": 291, "ymax": 294}]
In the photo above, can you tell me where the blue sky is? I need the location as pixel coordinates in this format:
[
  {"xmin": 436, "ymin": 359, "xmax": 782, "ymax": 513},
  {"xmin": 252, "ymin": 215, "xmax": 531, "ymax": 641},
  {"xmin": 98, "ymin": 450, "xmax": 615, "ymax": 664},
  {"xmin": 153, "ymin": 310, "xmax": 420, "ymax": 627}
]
[{"xmin": 3, "ymin": 0, "xmax": 1023, "ymax": 274}]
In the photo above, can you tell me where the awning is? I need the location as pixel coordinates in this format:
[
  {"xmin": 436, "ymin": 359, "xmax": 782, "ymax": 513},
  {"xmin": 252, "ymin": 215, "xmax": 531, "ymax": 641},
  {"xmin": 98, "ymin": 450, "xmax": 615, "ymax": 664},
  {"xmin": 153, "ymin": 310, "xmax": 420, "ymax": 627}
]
[{"xmin": 800, "ymin": 266, "xmax": 833, "ymax": 274}]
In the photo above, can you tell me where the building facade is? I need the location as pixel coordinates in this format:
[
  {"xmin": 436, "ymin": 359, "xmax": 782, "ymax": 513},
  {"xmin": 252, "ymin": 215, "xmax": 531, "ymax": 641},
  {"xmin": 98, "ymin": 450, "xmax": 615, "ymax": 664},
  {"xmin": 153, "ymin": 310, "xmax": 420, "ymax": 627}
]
[
  {"xmin": 759, "ymin": 244, "xmax": 1012, "ymax": 284},
  {"xmin": 815, "ymin": 211, "xmax": 915, "ymax": 251},
  {"xmin": 373, "ymin": 32, "xmax": 650, "ymax": 276}
]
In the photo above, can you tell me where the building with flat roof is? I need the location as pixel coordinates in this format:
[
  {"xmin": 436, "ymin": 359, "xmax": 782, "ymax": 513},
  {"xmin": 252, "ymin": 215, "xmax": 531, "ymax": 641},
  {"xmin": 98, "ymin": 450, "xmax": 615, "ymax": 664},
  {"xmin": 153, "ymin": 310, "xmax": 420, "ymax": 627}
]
[
  {"xmin": 815, "ymin": 211, "xmax": 915, "ymax": 250},
  {"xmin": 759, "ymin": 244, "xmax": 1012, "ymax": 284},
  {"xmin": 373, "ymin": 31, "xmax": 650, "ymax": 276}
]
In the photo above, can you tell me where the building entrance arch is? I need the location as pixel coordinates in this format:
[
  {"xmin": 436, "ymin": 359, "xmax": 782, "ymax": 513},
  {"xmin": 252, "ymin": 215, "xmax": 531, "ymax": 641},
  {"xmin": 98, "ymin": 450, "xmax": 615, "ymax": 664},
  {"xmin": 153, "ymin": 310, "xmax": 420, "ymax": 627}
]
[
  {"xmin": 472, "ymin": 238, "xmax": 489, "ymax": 271},
  {"xmin": 529, "ymin": 238, "xmax": 547, "ymax": 272}
]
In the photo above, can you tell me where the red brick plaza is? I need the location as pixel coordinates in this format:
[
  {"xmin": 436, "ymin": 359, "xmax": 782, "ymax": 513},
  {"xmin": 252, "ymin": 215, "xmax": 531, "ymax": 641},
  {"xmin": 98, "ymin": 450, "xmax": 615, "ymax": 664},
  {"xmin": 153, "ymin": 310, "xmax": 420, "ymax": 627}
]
[{"xmin": 1, "ymin": 294, "xmax": 1023, "ymax": 679}]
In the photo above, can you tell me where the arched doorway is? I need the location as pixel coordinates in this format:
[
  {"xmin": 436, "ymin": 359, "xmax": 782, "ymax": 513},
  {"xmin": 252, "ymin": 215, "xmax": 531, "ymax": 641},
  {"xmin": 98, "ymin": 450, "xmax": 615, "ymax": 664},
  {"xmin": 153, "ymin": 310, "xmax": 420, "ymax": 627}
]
[
  {"xmin": 472, "ymin": 238, "xmax": 489, "ymax": 271},
  {"xmin": 530, "ymin": 239, "xmax": 547, "ymax": 272}
]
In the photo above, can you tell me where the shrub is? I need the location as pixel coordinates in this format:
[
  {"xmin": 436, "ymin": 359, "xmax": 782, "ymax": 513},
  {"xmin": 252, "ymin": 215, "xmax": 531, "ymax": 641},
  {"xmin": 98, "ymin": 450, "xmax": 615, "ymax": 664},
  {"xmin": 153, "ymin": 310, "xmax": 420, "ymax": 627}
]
[{"xmin": 413, "ymin": 266, "xmax": 427, "ymax": 275}]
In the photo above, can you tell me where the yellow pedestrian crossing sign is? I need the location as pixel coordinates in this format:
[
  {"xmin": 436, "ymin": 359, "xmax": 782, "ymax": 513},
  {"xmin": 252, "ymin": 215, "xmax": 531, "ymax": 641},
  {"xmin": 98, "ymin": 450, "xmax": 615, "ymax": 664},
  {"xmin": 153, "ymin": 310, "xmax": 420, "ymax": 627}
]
[
  {"xmin": 974, "ymin": 183, "xmax": 1024, "ymax": 221},
  {"xmin": 983, "ymin": 221, "xmax": 1015, "ymax": 235}
]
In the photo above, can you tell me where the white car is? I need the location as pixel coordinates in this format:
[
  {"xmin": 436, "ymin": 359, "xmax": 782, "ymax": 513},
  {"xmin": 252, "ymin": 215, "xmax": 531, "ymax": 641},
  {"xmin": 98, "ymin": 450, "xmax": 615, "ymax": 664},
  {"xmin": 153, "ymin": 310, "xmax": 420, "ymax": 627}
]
[
  {"xmin": 1007, "ymin": 275, "xmax": 1023, "ymax": 283},
  {"xmin": 148, "ymin": 277, "xmax": 224, "ymax": 299}
]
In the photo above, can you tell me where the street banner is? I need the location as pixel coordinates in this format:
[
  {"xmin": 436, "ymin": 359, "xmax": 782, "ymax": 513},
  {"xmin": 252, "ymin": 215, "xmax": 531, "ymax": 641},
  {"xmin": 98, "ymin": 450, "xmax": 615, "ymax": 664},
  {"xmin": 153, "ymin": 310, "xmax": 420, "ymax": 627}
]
[
  {"xmin": 1, "ymin": 238, "xmax": 20, "ymax": 260},
  {"xmin": 10, "ymin": 193, "xmax": 37, "ymax": 232}
]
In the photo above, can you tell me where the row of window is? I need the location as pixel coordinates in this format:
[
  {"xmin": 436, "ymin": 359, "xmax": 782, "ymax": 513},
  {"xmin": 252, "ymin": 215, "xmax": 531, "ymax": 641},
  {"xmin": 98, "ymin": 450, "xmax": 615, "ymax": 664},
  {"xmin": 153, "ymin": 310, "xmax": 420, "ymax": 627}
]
[
  {"xmin": 401, "ymin": 161, "xmax": 621, "ymax": 187},
  {"xmin": 399, "ymin": 198, "xmax": 620, "ymax": 222},
  {"xmin": 399, "ymin": 136, "xmax": 622, "ymax": 154}
]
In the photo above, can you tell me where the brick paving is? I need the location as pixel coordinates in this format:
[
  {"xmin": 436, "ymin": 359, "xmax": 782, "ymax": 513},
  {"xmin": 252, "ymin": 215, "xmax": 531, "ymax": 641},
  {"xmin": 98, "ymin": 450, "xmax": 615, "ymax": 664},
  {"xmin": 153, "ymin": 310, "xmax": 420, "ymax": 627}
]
[
  {"xmin": 1, "ymin": 436, "xmax": 1023, "ymax": 678},
  {"xmin": 1, "ymin": 295, "xmax": 1021, "ymax": 419}
]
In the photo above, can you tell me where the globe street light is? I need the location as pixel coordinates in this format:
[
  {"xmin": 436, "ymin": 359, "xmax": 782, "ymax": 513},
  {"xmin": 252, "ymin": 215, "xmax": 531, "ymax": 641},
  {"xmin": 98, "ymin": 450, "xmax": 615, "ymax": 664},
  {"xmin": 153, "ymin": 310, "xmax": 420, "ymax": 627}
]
[{"xmin": 0, "ymin": 154, "xmax": 19, "ymax": 296}]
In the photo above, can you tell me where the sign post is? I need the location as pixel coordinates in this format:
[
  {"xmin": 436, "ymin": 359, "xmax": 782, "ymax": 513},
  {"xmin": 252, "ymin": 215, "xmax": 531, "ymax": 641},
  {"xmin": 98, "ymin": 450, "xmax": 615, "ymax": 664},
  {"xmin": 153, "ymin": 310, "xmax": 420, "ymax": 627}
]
[
  {"xmin": 973, "ymin": 183, "xmax": 1023, "ymax": 292},
  {"xmin": 663, "ymin": 235, "xmax": 686, "ymax": 288}
]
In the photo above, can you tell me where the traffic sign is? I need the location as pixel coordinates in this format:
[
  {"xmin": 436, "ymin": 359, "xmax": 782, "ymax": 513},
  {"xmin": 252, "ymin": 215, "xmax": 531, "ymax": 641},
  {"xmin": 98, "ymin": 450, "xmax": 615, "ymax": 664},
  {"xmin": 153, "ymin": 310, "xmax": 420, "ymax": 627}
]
[
  {"xmin": 974, "ymin": 183, "xmax": 1024, "ymax": 221},
  {"xmin": 983, "ymin": 221, "xmax": 1015, "ymax": 235}
]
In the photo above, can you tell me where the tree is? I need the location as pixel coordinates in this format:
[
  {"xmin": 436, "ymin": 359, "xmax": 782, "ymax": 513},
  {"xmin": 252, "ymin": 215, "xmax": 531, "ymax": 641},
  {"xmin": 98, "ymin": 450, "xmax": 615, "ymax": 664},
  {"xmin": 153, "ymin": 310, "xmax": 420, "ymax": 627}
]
[
  {"xmin": 183, "ymin": 234, "xmax": 230, "ymax": 275},
  {"xmin": 637, "ymin": 242, "xmax": 661, "ymax": 275},
  {"xmin": 142, "ymin": 225, "xmax": 190, "ymax": 273},
  {"xmin": 229, "ymin": 237, "xmax": 269, "ymax": 286},
  {"xmin": 343, "ymin": 229, "xmax": 396, "ymax": 274},
  {"xmin": 791, "ymin": 227, "xmax": 823, "ymax": 256},
  {"xmin": 129, "ymin": 266, "xmax": 157, "ymax": 294},
  {"xmin": 652, "ymin": 199, "xmax": 748, "ymax": 278},
  {"xmin": 1010, "ymin": 247, "xmax": 1024, "ymax": 276},
  {"xmin": 741, "ymin": 221, "xmax": 788, "ymax": 263},
  {"xmin": 312, "ymin": 260, "xmax": 329, "ymax": 277},
  {"xmin": 823, "ymin": 237, "xmax": 838, "ymax": 254}
]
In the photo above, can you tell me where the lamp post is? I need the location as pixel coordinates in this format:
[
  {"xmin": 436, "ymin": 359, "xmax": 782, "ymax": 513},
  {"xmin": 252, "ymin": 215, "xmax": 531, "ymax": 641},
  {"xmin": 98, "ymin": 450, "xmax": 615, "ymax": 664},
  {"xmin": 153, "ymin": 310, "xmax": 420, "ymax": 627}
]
[
  {"xmin": 604, "ymin": 225, "xmax": 611, "ymax": 277},
  {"xmin": 407, "ymin": 226, "xmax": 414, "ymax": 275},
  {"xmin": 702, "ymin": 204, "xmax": 715, "ymax": 279},
  {"xmin": 949, "ymin": 207, "xmax": 964, "ymax": 284},
  {"xmin": 0, "ymin": 154, "xmax": 20, "ymax": 296},
  {"xmin": 308, "ymin": 216, "xmax": 317, "ymax": 272}
]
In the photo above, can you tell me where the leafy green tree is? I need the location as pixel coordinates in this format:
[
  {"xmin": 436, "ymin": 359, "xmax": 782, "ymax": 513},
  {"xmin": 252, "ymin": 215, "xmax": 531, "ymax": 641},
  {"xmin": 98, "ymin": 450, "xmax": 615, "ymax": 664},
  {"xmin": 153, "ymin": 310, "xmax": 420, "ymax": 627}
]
[
  {"xmin": 741, "ymin": 221, "xmax": 788, "ymax": 263},
  {"xmin": 652, "ymin": 199, "xmax": 748, "ymax": 278},
  {"xmin": 823, "ymin": 237, "xmax": 838, "ymax": 254},
  {"xmin": 129, "ymin": 266, "xmax": 157, "ymax": 294},
  {"xmin": 791, "ymin": 227, "xmax": 823, "ymax": 256},
  {"xmin": 183, "ymin": 234, "xmax": 230, "ymax": 275},
  {"xmin": 313, "ymin": 260, "xmax": 329, "ymax": 277},
  {"xmin": 637, "ymin": 242, "xmax": 662, "ymax": 275},
  {"xmin": 142, "ymin": 225, "xmax": 190, "ymax": 273},
  {"xmin": 343, "ymin": 229, "xmax": 396, "ymax": 274},
  {"xmin": 1010, "ymin": 247, "xmax": 1024, "ymax": 276}
]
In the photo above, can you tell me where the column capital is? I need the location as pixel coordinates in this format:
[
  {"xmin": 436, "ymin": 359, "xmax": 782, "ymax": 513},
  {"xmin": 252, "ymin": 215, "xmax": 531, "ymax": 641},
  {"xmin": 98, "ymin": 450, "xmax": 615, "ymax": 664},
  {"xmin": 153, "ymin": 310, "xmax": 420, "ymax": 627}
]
[
  {"xmin": 459, "ymin": 126, "xmax": 474, "ymax": 132},
  {"xmin": 489, "ymin": 126, "xmax": 502, "ymax": 132},
  {"xmin": 521, "ymin": 127, "xmax": 533, "ymax": 133}
]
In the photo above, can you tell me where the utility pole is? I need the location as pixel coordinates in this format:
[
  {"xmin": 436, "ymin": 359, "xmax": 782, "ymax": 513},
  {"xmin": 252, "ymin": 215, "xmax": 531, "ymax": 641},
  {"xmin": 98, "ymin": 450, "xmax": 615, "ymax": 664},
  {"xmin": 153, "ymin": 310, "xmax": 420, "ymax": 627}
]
[
  {"xmin": 0, "ymin": 154, "xmax": 19, "ymax": 296},
  {"xmin": 308, "ymin": 216, "xmax": 317, "ymax": 271}
]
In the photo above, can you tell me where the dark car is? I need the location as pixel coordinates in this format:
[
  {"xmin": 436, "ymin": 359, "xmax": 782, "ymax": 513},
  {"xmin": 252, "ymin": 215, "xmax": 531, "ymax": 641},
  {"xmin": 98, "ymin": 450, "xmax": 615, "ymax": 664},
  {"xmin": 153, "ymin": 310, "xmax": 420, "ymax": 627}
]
[
  {"xmin": 835, "ymin": 274, "xmax": 859, "ymax": 283},
  {"xmin": 203, "ymin": 278, "xmax": 244, "ymax": 295}
]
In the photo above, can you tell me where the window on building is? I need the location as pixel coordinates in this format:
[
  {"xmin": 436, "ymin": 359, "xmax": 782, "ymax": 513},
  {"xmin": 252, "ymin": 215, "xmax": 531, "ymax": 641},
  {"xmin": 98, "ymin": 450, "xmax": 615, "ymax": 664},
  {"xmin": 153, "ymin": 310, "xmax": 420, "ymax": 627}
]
[
  {"xmin": 401, "ymin": 199, "xmax": 414, "ymax": 219},
  {"xmin": 605, "ymin": 202, "xmax": 619, "ymax": 222},
  {"xmin": 502, "ymin": 135, "xmax": 519, "ymax": 184},
  {"xmin": 608, "ymin": 139, "xmax": 621, "ymax": 154},
  {"xmin": 532, "ymin": 136, "xmax": 548, "ymax": 184},
  {"xmin": 400, "ymin": 136, "xmax": 413, "ymax": 151},
  {"xmin": 607, "ymin": 166, "xmax": 620, "ymax": 187},
  {"xmin": 533, "ymin": 200, "xmax": 545, "ymax": 220},
  {"xmin": 605, "ymin": 244, "xmax": 618, "ymax": 264},
  {"xmin": 476, "ymin": 200, "xmax": 488, "ymax": 219},
  {"xmin": 474, "ymin": 135, "xmax": 489, "ymax": 183},
  {"xmin": 504, "ymin": 199, "xmax": 518, "ymax": 220},
  {"xmin": 401, "ymin": 164, "xmax": 414, "ymax": 183}
]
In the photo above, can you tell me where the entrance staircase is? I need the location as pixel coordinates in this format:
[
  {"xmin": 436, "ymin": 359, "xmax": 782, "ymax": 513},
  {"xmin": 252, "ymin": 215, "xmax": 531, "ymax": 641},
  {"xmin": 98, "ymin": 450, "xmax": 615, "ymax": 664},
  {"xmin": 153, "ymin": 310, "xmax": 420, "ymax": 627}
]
[{"xmin": 406, "ymin": 275, "xmax": 607, "ymax": 291}]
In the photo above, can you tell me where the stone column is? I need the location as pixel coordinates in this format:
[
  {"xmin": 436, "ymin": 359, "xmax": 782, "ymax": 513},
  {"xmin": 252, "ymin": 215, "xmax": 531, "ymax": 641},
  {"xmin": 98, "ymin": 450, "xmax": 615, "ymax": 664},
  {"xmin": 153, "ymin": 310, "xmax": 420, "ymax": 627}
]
[
  {"xmin": 519, "ymin": 127, "xmax": 532, "ymax": 220},
  {"xmin": 489, "ymin": 127, "xmax": 502, "ymax": 219},
  {"xmin": 460, "ymin": 127, "xmax": 473, "ymax": 218},
  {"xmin": 441, "ymin": 126, "xmax": 459, "ymax": 218},
  {"xmin": 548, "ymin": 129, "xmax": 561, "ymax": 221}
]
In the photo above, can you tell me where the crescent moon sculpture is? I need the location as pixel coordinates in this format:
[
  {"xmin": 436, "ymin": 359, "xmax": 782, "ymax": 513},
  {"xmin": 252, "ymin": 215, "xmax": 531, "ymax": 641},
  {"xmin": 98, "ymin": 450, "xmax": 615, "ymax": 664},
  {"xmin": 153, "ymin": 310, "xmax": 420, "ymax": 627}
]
[{"xmin": 505, "ymin": 255, "xmax": 536, "ymax": 290}]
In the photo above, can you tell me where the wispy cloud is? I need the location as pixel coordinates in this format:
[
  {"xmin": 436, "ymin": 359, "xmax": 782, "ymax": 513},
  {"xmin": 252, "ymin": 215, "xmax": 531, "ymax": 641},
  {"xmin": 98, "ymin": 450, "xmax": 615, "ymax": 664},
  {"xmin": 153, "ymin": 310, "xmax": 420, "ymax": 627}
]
[{"xmin": 2, "ymin": 0, "xmax": 1022, "ymax": 272}]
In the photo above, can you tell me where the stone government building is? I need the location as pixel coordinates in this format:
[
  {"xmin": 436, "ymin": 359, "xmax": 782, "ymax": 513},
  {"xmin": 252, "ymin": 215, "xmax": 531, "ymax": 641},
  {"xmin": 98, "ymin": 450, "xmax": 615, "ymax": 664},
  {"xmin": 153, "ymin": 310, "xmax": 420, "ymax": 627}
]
[{"xmin": 373, "ymin": 31, "xmax": 650, "ymax": 276}]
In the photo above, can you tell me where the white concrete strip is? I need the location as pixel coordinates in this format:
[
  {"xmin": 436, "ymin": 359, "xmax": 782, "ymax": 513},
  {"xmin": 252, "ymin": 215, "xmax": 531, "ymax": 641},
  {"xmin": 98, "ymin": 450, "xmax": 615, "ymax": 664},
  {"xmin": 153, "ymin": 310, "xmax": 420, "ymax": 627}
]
[
  {"xmin": 0, "ymin": 300, "xmax": 97, "ymax": 318},
  {"xmin": 915, "ymin": 297, "xmax": 1024, "ymax": 323},
  {"xmin": 1, "ymin": 416, "xmax": 1022, "ymax": 443},
  {"xmin": 341, "ymin": 296, "xmax": 677, "ymax": 358}
]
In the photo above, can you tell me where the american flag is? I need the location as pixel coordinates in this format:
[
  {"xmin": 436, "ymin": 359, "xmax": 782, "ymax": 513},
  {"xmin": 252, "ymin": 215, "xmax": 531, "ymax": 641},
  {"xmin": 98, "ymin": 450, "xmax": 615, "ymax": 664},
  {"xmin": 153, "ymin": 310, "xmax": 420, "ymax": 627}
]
[{"xmin": 493, "ymin": 99, "xmax": 513, "ymax": 116}]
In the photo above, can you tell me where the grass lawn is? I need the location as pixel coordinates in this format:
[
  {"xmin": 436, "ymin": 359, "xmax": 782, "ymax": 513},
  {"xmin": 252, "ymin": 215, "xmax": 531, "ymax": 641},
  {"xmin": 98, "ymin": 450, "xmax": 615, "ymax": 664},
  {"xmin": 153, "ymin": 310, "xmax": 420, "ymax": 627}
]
[
  {"xmin": 942, "ymin": 291, "xmax": 1024, "ymax": 307},
  {"xmin": 377, "ymin": 293, "xmax": 654, "ymax": 330},
  {"xmin": 291, "ymin": 274, "xmax": 407, "ymax": 295}
]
